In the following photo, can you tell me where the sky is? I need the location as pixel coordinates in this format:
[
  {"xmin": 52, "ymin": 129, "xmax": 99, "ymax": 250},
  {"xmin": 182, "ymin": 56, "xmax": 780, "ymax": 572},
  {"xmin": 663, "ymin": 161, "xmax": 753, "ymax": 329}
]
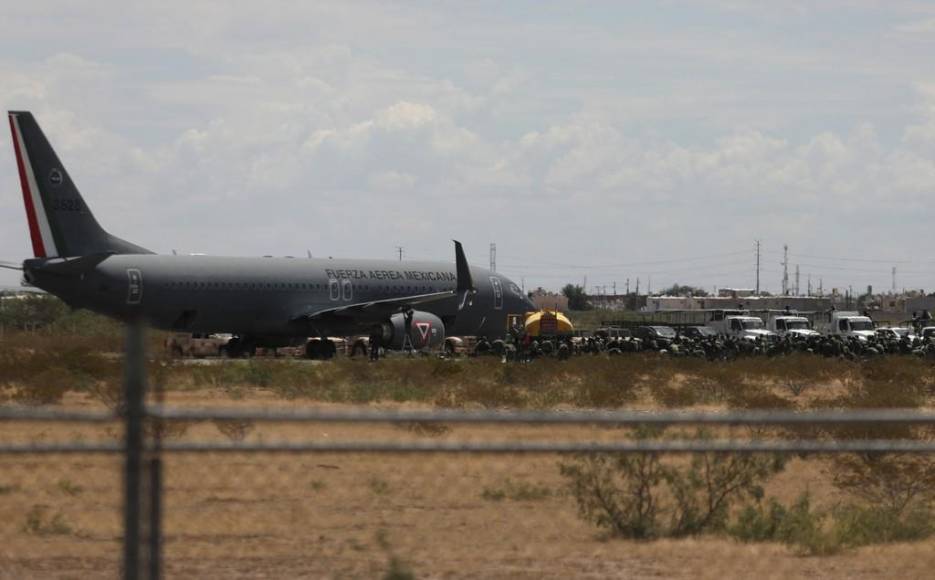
[{"xmin": 1, "ymin": 1, "xmax": 935, "ymax": 295}]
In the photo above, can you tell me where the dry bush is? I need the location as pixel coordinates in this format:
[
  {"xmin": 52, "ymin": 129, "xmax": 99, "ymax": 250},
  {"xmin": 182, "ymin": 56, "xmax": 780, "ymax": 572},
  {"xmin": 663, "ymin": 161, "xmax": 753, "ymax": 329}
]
[
  {"xmin": 0, "ymin": 338, "xmax": 121, "ymax": 405},
  {"xmin": 560, "ymin": 452, "xmax": 664, "ymax": 539},
  {"xmin": 574, "ymin": 357, "xmax": 642, "ymax": 408},
  {"xmin": 769, "ymin": 354, "xmax": 852, "ymax": 396},
  {"xmin": 831, "ymin": 453, "xmax": 935, "ymax": 515},
  {"xmin": 145, "ymin": 419, "xmax": 191, "ymax": 440},
  {"xmin": 396, "ymin": 421, "xmax": 451, "ymax": 437},
  {"xmin": 664, "ymin": 447, "xmax": 786, "ymax": 535},
  {"xmin": 22, "ymin": 504, "xmax": 74, "ymax": 536},
  {"xmin": 213, "ymin": 419, "xmax": 255, "ymax": 441},
  {"xmin": 8, "ymin": 367, "xmax": 72, "ymax": 405},
  {"xmin": 725, "ymin": 384, "xmax": 796, "ymax": 411},
  {"xmin": 560, "ymin": 429, "xmax": 785, "ymax": 539},
  {"xmin": 648, "ymin": 383, "xmax": 699, "ymax": 408},
  {"xmin": 857, "ymin": 356, "xmax": 934, "ymax": 404},
  {"xmin": 481, "ymin": 478, "xmax": 552, "ymax": 502}
]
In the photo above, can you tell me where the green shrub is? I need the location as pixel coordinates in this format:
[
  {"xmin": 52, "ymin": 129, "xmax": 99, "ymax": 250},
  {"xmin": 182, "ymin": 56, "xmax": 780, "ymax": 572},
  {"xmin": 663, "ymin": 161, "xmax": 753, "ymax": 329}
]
[
  {"xmin": 665, "ymin": 448, "xmax": 786, "ymax": 536},
  {"xmin": 560, "ymin": 451, "xmax": 663, "ymax": 539},
  {"xmin": 730, "ymin": 493, "xmax": 934, "ymax": 555},
  {"xmin": 57, "ymin": 478, "xmax": 83, "ymax": 497},
  {"xmin": 730, "ymin": 498, "xmax": 789, "ymax": 542},
  {"xmin": 369, "ymin": 477, "xmax": 390, "ymax": 495},
  {"xmin": 561, "ymin": 429, "xmax": 786, "ymax": 540},
  {"xmin": 22, "ymin": 505, "xmax": 73, "ymax": 536}
]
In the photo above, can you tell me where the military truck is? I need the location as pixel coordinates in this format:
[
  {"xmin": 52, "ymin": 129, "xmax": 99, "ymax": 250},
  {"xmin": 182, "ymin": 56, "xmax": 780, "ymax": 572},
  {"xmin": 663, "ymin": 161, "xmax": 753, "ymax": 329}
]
[
  {"xmin": 819, "ymin": 311, "xmax": 875, "ymax": 341},
  {"xmin": 165, "ymin": 333, "xmax": 233, "ymax": 358},
  {"xmin": 708, "ymin": 314, "xmax": 776, "ymax": 341},
  {"xmin": 767, "ymin": 313, "xmax": 820, "ymax": 338}
]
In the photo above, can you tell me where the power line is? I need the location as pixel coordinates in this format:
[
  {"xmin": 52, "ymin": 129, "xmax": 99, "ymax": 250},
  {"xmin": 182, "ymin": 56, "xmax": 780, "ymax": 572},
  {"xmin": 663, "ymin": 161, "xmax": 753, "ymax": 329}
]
[
  {"xmin": 497, "ymin": 250, "xmax": 751, "ymax": 270},
  {"xmin": 789, "ymin": 252, "xmax": 912, "ymax": 264},
  {"xmin": 501, "ymin": 258, "xmax": 752, "ymax": 276}
]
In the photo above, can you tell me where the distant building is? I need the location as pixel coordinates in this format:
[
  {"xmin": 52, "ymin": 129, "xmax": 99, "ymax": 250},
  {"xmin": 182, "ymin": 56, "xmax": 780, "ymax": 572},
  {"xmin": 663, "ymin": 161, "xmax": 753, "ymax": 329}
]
[
  {"xmin": 529, "ymin": 288, "xmax": 568, "ymax": 312},
  {"xmin": 644, "ymin": 295, "xmax": 832, "ymax": 313},
  {"xmin": 587, "ymin": 294, "xmax": 629, "ymax": 310},
  {"xmin": 903, "ymin": 295, "xmax": 935, "ymax": 316},
  {"xmin": 717, "ymin": 288, "xmax": 756, "ymax": 299}
]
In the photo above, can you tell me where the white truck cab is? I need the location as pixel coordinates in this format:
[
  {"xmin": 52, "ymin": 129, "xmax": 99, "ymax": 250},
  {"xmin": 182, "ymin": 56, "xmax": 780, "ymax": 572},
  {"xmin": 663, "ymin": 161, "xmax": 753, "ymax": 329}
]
[
  {"xmin": 711, "ymin": 315, "xmax": 776, "ymax": 341},
  {"xmin": 823, "ymin": 311, "xmax": 875, "ymax": 341},
  {"xmin": 769, "ymin": 315, "xmax": 820, "ymax": 338}
]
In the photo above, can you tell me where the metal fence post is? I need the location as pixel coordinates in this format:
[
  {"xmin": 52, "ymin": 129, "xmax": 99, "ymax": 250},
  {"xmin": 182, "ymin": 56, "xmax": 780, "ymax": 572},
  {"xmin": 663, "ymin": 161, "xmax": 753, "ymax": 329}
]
[{"xmin": 123, "ymin": 321, "xmax": 146, "ymax": 580}]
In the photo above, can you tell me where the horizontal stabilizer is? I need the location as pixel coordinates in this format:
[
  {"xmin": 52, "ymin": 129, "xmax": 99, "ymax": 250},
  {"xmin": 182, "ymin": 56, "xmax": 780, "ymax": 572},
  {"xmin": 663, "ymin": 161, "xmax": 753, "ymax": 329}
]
[{"xmin": 25, "ymin": 254, "xmax": 110, "ymax": 276}]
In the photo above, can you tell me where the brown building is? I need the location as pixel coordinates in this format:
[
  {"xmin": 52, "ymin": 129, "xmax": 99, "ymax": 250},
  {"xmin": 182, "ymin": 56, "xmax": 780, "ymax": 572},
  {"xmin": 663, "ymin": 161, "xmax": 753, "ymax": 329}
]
[{"xmin": 529, "ymin": 288, "xmax": 568, "ymax": 312}]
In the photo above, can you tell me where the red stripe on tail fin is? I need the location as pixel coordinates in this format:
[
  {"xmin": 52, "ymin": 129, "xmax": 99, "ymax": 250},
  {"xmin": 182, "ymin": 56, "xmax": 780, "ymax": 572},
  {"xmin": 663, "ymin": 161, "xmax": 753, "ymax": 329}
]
[{"xmin": 8, "ymin": 114, "xmax": 46, "ymax": 258}]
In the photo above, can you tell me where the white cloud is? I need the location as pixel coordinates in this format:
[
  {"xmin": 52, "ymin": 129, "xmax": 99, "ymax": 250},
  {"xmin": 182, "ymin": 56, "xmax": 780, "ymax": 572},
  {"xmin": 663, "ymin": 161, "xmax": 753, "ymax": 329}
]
[{"xmin": 1, "ymin": 2, "xmax": 935, "ymax": 293}]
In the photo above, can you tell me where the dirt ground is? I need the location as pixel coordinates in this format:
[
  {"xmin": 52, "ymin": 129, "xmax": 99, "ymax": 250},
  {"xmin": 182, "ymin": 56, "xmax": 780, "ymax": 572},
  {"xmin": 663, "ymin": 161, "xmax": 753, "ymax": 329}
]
[{"xmin": 1, "ymin": 389, "xmax": 934, "ymax": 579}]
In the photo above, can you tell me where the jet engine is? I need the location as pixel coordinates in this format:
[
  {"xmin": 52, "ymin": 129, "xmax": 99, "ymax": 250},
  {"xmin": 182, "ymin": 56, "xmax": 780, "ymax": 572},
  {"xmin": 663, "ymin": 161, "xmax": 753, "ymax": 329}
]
[{"xmin": 380, "ymin": 311, "xmax": 445, "ymax": 350}]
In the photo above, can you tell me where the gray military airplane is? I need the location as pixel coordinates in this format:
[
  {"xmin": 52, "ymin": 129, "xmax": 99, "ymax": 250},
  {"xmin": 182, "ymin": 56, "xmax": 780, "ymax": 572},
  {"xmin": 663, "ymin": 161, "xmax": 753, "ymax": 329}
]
[{"xmin": 5, "ymin": 111, "xmax": 536, "ymax": 357}]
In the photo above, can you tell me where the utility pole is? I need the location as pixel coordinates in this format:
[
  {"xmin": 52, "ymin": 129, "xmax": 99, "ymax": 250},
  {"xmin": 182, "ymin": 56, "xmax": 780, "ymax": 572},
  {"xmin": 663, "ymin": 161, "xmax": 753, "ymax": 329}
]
[
  {"xmin": 807, "ymin": 274, "xmax": 812, "ymax": 297},
  {"xmin": 648, "ymin": 276, "xmax": 652, "ymax": 295},
  {"xmin": 795, "ymin": 264, "xmax": 800, "ymax": 296},
  {"xmin": 781, "ymin": 244, "xmax": 789, "ymax": 296},
  {"xmin": 819, "ymin": 278, "xmax": 823, "ymax": 297},
  {"xmin": 635, "ymin": 277, "xmax": 640, "ymax": 296},
  {"xmin": 755, "ymin": 240, "xmax": 761, "ymax": 296},
  {"xmin": 626, "ymin": 278, "xmax": 630, "ymax": 295},
  {"xmin": 892, "ymin": 266, "xmax": 896, "ymax": 294},
  {"xmin": 489, "ymin": 243, "xmax": 496, "ymax": 273},
  {"xmin": 395, "ymin": 246, "xmax": 404, "ymax": 261},
  {"xmin": 612, "ymin": 281, "xmax": 617, "ymax": 296}
]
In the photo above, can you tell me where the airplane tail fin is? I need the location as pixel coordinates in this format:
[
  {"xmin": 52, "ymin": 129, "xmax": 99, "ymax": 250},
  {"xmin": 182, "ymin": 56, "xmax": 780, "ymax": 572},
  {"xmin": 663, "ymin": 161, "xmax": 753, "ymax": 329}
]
[{"xmin": 8, "ymin": 111, "xmax": 152, "ymax": 258}]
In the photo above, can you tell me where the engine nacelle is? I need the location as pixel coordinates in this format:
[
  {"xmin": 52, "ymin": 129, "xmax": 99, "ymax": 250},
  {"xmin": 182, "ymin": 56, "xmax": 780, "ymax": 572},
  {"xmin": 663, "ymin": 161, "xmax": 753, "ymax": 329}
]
[{"xmin": 380, "ymin": 311, "xmax": 446, "ymax": 350}]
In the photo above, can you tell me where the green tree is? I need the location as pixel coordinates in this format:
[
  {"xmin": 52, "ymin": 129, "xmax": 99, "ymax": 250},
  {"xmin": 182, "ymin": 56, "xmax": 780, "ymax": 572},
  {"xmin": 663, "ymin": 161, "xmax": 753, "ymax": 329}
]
[
  {"xmin": 561, "ymin": 284, "xmax": 591, "ymax": 310},
  {"xmin": 659, "ymin": 284, "xmax": 708, "ymax": 297}
]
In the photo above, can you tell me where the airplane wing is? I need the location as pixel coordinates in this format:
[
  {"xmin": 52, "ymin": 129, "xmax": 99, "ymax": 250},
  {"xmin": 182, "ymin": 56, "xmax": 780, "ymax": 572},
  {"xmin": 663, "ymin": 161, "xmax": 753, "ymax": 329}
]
[
  {"xmin": 297, "ymin": 289, "xmax": 456, "ymax": 323},
  {"xmin": 293, "ymin": 240, "xmax": 477, "ymax": 324}
]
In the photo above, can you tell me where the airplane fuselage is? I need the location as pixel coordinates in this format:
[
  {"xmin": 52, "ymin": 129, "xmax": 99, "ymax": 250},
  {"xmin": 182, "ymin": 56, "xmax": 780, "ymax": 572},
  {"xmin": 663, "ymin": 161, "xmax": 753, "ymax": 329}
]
[{"xmin": 26, "ymin": 254, "xmax": 533, "ymax": 340}]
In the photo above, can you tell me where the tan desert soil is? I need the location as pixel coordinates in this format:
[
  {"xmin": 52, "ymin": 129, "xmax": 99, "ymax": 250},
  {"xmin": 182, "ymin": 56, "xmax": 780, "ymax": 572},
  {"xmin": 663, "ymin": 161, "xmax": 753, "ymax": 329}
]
[{"xmin": 0, "ymin": 389, "xmax": 933, "ymax": 579}]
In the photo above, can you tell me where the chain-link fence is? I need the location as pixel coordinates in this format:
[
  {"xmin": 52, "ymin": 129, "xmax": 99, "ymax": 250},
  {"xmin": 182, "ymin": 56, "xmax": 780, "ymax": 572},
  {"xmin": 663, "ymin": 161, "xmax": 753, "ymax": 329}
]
[{"xmin": 2, "ymin": 325, "xmax": 934, "ymax": 579}]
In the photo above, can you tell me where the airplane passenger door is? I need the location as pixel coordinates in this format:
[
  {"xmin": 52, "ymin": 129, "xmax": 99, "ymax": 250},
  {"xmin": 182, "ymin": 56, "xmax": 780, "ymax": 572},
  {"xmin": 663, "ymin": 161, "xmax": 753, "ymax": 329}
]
[
  {"xmin": 489, "ymin": 276, "xmax": 503, "ymax": 310},
  {"xmin": 126, "ymin": 269, "xmax": 143, "ymax": 305},
  {"xmin": 341, "ymin": 279, "xmax": 352, "ymax": 301}
]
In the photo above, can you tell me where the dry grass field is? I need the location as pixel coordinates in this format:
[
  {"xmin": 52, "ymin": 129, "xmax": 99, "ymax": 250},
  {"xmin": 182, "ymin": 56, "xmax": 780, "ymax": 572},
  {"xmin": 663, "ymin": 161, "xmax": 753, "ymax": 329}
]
[
  {"xmin": 0, "ymin": 329, "xmax": 933, "ymax": 578},
  {"xmin": 0, "ymin": 384, "xmax": 933, "ymax": 579}
]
